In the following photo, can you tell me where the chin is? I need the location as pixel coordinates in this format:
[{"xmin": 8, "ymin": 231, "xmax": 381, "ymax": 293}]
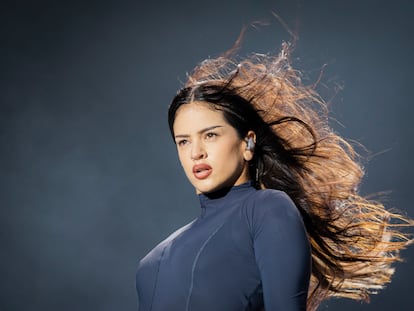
[
  {"xmin": 195, "ymin": 186, "xmax": 217, "ymax": 195},
  {"xmin": 191, "ymin": 175, "xmax": 243, "ymax": 194},
  {"xmin": 194, "ymin": 180, "xmax": 236, "ymax": 195},
  {"xmin": 193, "ymin": 181, "xmax": 220, "ymax": 194}
]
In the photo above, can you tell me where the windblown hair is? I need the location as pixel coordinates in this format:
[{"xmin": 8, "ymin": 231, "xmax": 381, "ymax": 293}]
[{"xmin": 168, "ymin": 42, "xmax": 413, "ymax": 310}]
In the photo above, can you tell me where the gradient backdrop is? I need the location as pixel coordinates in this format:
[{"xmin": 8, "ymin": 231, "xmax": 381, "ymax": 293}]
[{"xmin": 1, "ymin": 0, "xmax": 413, "ymax": 310}]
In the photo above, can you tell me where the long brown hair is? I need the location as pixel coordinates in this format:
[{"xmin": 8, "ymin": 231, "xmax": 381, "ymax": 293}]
[{"xmin": 168, "ymin": 41, "xmax": 413, "ymax": 310}]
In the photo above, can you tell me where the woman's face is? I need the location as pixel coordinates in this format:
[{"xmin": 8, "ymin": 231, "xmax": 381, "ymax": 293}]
[{"xmin": 173, "ymin": 101, "xmax": 253, "ymax": 194}]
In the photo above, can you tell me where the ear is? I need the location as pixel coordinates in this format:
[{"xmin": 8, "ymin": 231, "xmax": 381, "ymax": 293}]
[{"xmin": 243, "ymin": 131, "xmax": 256, "ymax": 161}]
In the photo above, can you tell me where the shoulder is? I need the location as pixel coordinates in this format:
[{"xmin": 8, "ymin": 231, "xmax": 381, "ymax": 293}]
[
  {"xmin": 247, "ymin": 189, "xmax": 299, "ymax": 217},
  {"xmin": 243, "ymin": 189, "xmax": 304, "ymax": 234},
  {"xmin": 250, "ymin": 188, "xmax": 292, "ymax": 203}
]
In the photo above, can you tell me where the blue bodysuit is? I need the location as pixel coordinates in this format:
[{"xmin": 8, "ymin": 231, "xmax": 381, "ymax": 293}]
[{"xmin": 136, "ymin": 182, "xmax": 311, "ymax": 311}]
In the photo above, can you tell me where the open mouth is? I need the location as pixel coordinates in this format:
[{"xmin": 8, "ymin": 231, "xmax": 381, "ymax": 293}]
[{"xmin": 193, "ymin": 164, "xmax": 212, "ymax": 179}]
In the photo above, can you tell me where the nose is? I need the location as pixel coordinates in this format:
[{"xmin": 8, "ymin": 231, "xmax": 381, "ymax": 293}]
[{"xmin": 190, "ymin": 140, "xmax": 207, "ymax": 160}]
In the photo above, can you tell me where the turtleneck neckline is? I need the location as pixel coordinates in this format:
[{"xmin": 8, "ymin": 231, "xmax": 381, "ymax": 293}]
[{"xmin": 198, "ymin": 181, "xmax": 254, "ymax": 210}]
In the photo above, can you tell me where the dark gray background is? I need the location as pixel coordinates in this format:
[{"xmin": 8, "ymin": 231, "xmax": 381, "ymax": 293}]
[{"xmin": 1, "ymin": 0, "xmax": 413, "ymax": 310}]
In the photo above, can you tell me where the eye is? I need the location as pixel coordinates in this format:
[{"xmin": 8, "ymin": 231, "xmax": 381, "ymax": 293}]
[
  {"xmin": 205, "ymin": 132, "xmax": 218, "ymax": 140},
  {"xmin": 177, "ymin": 139, "xmax": 189, "ymax": 146}
]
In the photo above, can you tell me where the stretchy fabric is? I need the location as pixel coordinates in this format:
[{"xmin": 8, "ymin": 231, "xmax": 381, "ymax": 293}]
[{"xmin": 136, "ymin": 182, "xmax": 311, "ymax": 311}]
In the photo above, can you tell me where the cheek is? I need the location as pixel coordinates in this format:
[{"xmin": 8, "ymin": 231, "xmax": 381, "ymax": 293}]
[
  {"xmin": 177, "ymin": 150, "xmax": 191, "ymax": 171},
  {"xmin": 229, "ymin": 144, "xmax": 245, "ymax": 161},
  {"xmin": 177, "ymin": 150, "xmax": 185, "ymax": 165},
  {"xmin": 217, "ymin": 145, "xmax": 244, "ymax": 169}
]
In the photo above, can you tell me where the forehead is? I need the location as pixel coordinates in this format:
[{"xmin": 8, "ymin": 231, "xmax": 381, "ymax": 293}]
[{"xmin": 173, "ymin": 101, "xmax": 227, "ymax": 131}]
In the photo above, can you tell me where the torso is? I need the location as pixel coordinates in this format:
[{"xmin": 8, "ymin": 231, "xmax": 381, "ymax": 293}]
[{"xmin": 136, "ymin": 182, "xmax": 310, "ymax": 311}]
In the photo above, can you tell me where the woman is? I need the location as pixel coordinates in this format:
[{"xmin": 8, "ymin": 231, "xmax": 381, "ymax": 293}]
[{"xmin": 136, "ymin": 42, "xmax": 412, "ymax": 311}]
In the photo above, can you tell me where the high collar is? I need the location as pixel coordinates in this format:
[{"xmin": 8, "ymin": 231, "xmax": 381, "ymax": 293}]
[{"xmin": 198, "ymin": 181, "xmax": 255, "ymax": 215}]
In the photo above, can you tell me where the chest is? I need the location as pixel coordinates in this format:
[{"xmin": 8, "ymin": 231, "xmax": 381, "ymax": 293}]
[
  {"xmin": 164, "ymin": 211, "xmax": 257, "ymax": 278},
  {"xmin": 136, "ymin": 208, "xmax": 263, "ymax": 310}
]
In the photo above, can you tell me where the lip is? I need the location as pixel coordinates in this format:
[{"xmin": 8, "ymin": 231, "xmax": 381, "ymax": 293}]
[{"xmin": 192, "ymin": 164, "xmax": 212, "ymax": 180}]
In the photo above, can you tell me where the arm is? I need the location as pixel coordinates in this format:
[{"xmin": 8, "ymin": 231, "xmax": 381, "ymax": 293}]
[{"xmin": 252, "ymin": 191, "xmax": 311, "ymax": 311}]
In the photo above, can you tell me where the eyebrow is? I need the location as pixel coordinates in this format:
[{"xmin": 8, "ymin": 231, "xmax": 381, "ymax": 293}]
[{"xmin": 174, "ymin": 125, "xmax": 224, "ymax": 139}]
